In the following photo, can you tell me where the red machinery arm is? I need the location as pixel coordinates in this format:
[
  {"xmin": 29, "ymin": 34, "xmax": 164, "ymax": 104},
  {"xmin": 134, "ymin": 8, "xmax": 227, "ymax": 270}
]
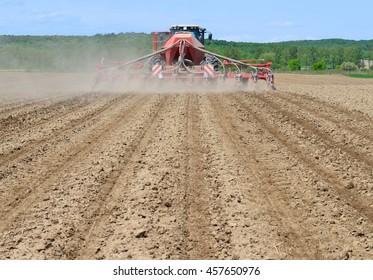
[{"xmin": 151, "ymin": 32, "xmax": 171, "ymax": 51}]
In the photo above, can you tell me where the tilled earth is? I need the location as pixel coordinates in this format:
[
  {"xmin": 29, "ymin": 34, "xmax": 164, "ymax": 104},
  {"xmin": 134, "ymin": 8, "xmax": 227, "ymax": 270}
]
[{"xmin": 0, "ymin": 73, "xmax": 372, "ymax": 260}]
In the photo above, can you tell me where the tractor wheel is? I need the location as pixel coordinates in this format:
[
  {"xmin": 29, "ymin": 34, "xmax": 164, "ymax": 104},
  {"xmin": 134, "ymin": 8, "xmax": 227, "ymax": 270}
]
[
  {"xmin": 149, "ymin": 55, "xmax": 165, "ymax": 71},
  {"xmin": 201, "ymin": 55, "xmax": 219, "ymax": 71}
]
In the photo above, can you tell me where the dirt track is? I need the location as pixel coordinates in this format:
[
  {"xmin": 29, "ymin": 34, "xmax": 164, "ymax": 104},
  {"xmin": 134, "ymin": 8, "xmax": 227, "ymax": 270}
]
[{"xmin": 0, "ymin": 73, "xmax": 372, "ymax": 260}]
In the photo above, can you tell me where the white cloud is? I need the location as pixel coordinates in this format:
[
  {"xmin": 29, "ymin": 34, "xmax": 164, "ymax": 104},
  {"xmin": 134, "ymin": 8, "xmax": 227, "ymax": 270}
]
[
  {"xmin": 38, "ymin": 11, "xmax": 69, "ymax": 20},
  {"xmin": 268, "ymin": 35, "xmax": 296, "ymax": 42},
  {"xmin": 219, "ymin": 34, "xmax": 253, "ymax": 42},
  {"xmin": 305, "ymin": 35, "xmax": 318, "ymax": 40}
]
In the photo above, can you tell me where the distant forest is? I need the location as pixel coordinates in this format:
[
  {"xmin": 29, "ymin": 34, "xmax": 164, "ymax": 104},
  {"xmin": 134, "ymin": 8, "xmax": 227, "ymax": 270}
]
[{"xmin": 1, "ymin": 33, "xmax": 373, "ymax": 71}]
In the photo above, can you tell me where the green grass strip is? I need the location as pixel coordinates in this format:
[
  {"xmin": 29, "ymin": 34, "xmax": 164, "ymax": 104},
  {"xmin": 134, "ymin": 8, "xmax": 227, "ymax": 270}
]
[{"xmin": 344, "ymin": 73, "xmax": 373, "ymax": 79}]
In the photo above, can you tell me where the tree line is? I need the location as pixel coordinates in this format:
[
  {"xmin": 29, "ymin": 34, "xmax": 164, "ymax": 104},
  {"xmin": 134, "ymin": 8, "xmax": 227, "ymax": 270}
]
[
  {"xmin": 0, "ymin": 33, "xmax": 372, "ymax": 71},
  {"xmin": 0, "ymin": 33, "xmax": 152, "ymax": 71},
  {"xmin": 208, "ymin": 39, "xmax": 373, "ymax": 71}
]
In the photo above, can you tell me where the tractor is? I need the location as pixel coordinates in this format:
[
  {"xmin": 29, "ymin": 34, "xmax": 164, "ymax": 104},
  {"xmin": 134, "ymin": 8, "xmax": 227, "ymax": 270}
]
[{"xmin": 94, "ymin": 25, "xmax": 275, "ymax": 89}]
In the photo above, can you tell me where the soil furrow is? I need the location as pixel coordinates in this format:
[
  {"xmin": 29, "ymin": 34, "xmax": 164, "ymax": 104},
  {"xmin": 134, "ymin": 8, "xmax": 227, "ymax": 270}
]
[
  {"xmin": 0, "ymin": 97, "xmax": 59, "ymax": 116},
  {"xmin": 68, "ymin": 94, "xmax": 190, "ymax": 260},
  {"xmin": 74, "ymin": 94, "xmax": 169, "ymax": 259},
  {"xmin": 0, "ymin": 94, "xmax": 150, "ymax": 235},
  {"xmin": 276, "ymin": 92, "xmax": 373, "ymax": 143},
  {"xmin": 227, "ymin": 92, "xmax": 372, "ymax": 259},
  {"xmin": 0, "ymin": 93, "xmax": 106, "ymax": 140},
  {"xmin": 1, "ymin": 72, "xmax": 372, "ymax": 260},
  {"xmin": 285, "ymin": 91, "xmax": 372, "ymax": 122},
  {"xmin": 252, "ymin": 93, "xmax": 373, "ymax": 169},
  {"xmin": 182, "ymin": 93, "xmax": 215, "ymax": 259},
  {"xmin": 208, "ymin": 93, "xmax": 322, "ymax": 259},
  {"xmin": 0, "ymin": 94, "xmax": 131, "ymax": 167},
  {"xmin": 233, "ymin": 94, "xmax": 373, "ymax": 223}
]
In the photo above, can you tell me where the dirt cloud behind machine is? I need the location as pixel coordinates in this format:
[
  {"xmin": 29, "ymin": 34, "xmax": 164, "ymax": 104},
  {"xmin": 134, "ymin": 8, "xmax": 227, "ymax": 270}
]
[{"xmin": 93, "ymin": 25, "xmax": 276, "ymax": 91}]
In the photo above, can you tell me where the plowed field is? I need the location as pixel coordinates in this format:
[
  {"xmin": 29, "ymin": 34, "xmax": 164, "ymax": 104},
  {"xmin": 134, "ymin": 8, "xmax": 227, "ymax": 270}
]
[{"xmin": 0, "ymin": 73, "xmax": 372, "ymax": 260}]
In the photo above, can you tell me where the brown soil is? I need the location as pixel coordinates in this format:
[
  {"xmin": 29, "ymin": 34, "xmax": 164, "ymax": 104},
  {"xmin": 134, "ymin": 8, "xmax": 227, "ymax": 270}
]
[{"xmin": 0, "ymin": 73, "xmax": 372, "ymax": 260}]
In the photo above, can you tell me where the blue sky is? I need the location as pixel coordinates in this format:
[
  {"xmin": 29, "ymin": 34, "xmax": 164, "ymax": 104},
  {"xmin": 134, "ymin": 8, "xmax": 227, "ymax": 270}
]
[{"xmin": 0, "ymin": 0, "xmax": 372, "ymax": 42}]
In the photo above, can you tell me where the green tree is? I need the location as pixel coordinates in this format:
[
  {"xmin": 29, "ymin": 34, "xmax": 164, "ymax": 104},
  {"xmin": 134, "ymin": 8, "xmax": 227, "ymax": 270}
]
[
  {"xmin": 341, "ymin": 62, "xmax": 358, "ymax": 71},
  {"xmin": 260, "ymin": 52, "xmax": 276, "ymax": 63},
  {"xmin": 287, "ymin": 46, "xmax": 299, "ymax": 60},
  {"xmin": 329, "ymin": 47, "xmax": 344, "ymax": 69},
  {"xmin": 312, "ymin": 61, "xmax": 326, "ymax": 70},
  {"xmin": 272, "ymin": 45, "xmax": 285, "ymax": 70},
  {"xmin": 344, "ymin": 46, "xmax": 362, "ymax": 67},
  {"xmin": 307, "ymin": 46, "xmax": 318, "ymax": 66},
  {"xmin": 224, "ymin": 47, "xmax": 243, "ymax": 60},
  {"xmin": 299, "ymin": 46, "xmax": 318, "ymax": 69},
  {"xmin": 288, "ymin": 59, "xmax": 301, "ymax": 71}
]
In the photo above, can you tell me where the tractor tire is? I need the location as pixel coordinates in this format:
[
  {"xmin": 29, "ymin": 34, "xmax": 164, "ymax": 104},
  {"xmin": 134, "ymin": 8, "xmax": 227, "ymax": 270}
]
[
  {"xmin": 149, "ymin": 55, "xmax": 165, "ymax": 71},
  {"xmin": 201, "ymin": 55, "xmax": 219, "ymax": 71}
]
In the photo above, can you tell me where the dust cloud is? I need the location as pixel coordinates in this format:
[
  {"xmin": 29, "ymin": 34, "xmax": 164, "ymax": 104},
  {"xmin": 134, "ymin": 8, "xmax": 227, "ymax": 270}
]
[
  {"xmin": 0, "ymin": 72, "xmax": 95, "ymax": 103},
  {"xmin": 0, "ymin": 71, "xmax": 272, "ymax": 105},
  {"xmin": 93, "ymin": 72, "xmax": 272, "ymax": 94}
]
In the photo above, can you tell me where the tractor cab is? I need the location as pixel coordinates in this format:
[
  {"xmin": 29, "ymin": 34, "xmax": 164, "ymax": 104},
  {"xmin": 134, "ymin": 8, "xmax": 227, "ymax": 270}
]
[{"xmin": 170, "ymin": 25, "xmax": 210, "ymax": 45}]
